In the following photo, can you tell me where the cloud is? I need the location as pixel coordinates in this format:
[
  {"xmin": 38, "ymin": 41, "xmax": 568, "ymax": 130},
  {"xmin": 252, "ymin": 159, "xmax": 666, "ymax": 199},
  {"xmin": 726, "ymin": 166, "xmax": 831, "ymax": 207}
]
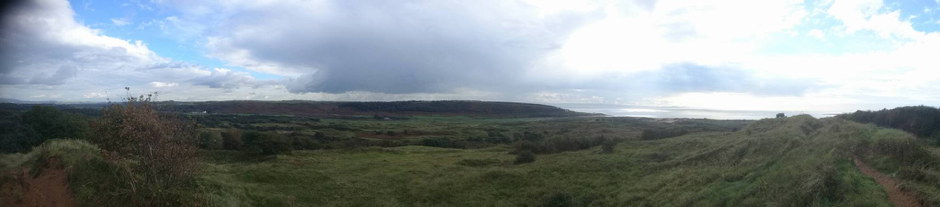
[
  {"xmin": 807, "ymin": 29, "xmax": 825, "ymax": 40},
  {"xmin": 111, "ymin": 18, "xmax": 131, "ymax": 26},
  {"xmin": 187, "ymin": 68, "xmax": 259, "ymax": 91},
  {"xmin": 83, "ymin": 92, "xmax": 107, "ymax": 99},
  {"xmin": 164, "ymin": 0, "xmax": 603, "ymax": 94},
  {"xmin": 149, "ymin": 81, "xmax": 179, "ymax": 88},
  {"xmin": 827, "ymin": 0, "xmax": 922, "ymax": 39},
  {"xmin": 29, "ymin": 65, "xmax": 79, "ymax": 85},
  {"xmin": 0, "ymin": 0, "xmax": 234, "ymax": 101},
  {"xmin": 2, "ymin": 0, "xmax": 938, "ymax": 113},
  {"xmin": 1, "ymin": 0, "xmax": 163, "ymax": 85}
]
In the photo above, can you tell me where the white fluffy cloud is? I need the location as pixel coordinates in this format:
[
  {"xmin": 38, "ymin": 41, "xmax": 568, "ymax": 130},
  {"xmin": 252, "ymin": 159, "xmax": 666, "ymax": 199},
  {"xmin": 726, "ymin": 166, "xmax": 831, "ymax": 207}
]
[{"xmin": 0, "ymin": 0, "xmax": 254, "ymax": 102}]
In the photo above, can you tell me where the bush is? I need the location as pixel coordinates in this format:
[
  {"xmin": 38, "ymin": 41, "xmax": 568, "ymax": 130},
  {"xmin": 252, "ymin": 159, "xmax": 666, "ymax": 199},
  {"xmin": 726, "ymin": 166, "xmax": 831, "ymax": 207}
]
[
  {"xmin": 221, "ymin": 129, "xmax": 244, "ymax": 150},
  {"xmin": 601, "ymin": 140, "xmax": 616, "ymax": 154},
  {"xmin": 242, "ymin": 131, "xmax": 293, "ymax": 155},
  {"xmin": 514, "ymin": 150, "xmax": 536, "ymax": 164},
  {"xmin": 199, "ymin": 131, "xmax": 223, "ymax": 150},
  {"xmin": 89, "ymin": 93, "xmax": 200, "ymax": 206}
]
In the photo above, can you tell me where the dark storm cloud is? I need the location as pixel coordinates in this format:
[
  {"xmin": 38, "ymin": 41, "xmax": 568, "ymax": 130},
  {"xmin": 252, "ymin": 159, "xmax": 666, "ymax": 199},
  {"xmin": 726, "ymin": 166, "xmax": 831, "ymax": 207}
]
[{"xmin": 198, "ymin": 0, "xmax": 603, "ymax": 94}]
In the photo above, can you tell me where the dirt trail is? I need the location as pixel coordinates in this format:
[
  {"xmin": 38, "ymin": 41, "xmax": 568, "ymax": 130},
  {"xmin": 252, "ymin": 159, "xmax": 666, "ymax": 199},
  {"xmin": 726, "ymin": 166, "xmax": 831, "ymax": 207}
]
[
  {"xmin": 0, "ymin": 159, "xmax": 77, "ymax": 207},
  {"xmin": 853, "ymin": 158, "xmax": 921, "ymax": 207}
]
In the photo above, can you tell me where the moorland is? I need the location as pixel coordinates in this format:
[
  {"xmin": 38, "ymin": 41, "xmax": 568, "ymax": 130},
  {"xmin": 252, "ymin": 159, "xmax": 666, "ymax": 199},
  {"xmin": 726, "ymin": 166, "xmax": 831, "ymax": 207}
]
[{"xmin": 1, "ymin": 100, "xmax": 939, "ymax": 207}]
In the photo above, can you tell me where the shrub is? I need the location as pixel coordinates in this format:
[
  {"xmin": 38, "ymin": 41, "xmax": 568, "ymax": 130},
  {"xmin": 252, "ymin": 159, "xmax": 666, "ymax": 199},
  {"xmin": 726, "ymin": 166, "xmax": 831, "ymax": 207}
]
[
  {"xmin": 89, "ymin": 93, "xmax": 200, "ymax": 206},
  {"xmin": 601, "ymin": 140, "xmax": 616, "ymax": 154},
  {"xmin": 242, "ymin": 131, "xmax": 293, "ymax": 155},
  {"xmin": 514, "ymin": 150, "xmax": 536, "ymax": 164},
  {"xmin": 221, "ymin": 129, "xmax": 244, "ymax": 150},
  {"xmin": 199, "ymin": 131, "xmax": 223, "ymax": 150}
]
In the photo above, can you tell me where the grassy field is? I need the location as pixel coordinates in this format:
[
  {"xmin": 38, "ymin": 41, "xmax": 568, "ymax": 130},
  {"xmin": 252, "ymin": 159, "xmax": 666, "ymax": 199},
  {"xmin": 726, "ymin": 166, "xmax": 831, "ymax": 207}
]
[
  {"xmin": 3, "ymin": 115, "xmax": 939, "ymax": 207},
  {"xmin": 192, "ymin": 115, "xmax": 938, "ymax": 207}
]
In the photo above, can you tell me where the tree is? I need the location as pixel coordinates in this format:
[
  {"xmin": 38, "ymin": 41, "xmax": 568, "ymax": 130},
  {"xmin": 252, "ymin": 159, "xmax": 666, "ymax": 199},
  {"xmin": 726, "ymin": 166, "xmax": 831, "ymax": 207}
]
[
  {"xmin": 0, "ymin": 114, "xmax": 42, "ymax": 153},
  {"xmin": 20, "ymin": 105, "xmax": 90, "ymax": 140},
  {"xmin": 89, "ymin": 92, "xmax": 200, "ymax": 205}
]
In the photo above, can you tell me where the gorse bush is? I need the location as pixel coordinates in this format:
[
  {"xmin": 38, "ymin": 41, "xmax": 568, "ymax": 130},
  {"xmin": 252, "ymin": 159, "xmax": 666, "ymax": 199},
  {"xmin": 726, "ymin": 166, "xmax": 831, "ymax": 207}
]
[{"xmin": 89, "ymin": 93, "xmax": 201, "ymax": 206}]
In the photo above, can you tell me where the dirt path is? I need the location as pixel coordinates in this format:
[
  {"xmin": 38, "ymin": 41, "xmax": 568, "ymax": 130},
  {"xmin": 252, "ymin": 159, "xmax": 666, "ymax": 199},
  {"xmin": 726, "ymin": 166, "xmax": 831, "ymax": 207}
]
[
  {"xmin": 0, "ymin": 158, "xmax": 77, "ymax": 207},
  {"xmin": 853, "ymin": 158, "xmax": 921, "ymax": 207}
]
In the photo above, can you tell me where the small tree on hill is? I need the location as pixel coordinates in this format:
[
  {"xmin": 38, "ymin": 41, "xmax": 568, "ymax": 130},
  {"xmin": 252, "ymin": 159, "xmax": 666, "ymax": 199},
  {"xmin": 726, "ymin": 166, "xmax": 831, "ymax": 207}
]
[{"xmin": 90, "ymin": 91, "xmax": 200, "ymax": 205}]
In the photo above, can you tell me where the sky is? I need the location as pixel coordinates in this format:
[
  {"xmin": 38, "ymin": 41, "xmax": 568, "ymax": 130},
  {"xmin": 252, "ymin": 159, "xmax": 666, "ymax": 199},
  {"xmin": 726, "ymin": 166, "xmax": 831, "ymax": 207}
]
[{"xmin": 1, "ymin": 0, "xmax": 939, "ymax": 115}]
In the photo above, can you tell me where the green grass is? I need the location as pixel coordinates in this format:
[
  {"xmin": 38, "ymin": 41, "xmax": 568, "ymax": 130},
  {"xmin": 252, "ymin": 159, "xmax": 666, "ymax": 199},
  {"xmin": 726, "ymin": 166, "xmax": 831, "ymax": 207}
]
[
  {"xmin": 5, "ymin": 115, "xmax": 938, "ymax": 206},
  {"xmin": 194, "ymin": 115, "xmax": 940, "ymax": 206}
]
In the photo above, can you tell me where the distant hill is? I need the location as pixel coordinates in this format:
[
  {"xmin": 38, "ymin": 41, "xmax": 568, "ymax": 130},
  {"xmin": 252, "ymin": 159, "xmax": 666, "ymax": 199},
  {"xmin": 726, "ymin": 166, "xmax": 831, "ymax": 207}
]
[
  {"xmin": 155, "ymin": 100, "xmax": 597, "ymax": 118},
  {"xmin": 837, "ymin": 105, "xmax": 940, "ymax": 142}
]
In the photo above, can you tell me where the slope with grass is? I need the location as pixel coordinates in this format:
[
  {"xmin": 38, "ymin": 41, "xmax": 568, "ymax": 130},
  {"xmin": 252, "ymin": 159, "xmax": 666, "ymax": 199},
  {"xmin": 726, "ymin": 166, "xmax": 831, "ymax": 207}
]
[
  {"xmin": 195, "ymin": 115, "xmax": 939, "ymax": 206},
  {"xmin": 3, "ymin": 115, "xmax": 938, "ymax": 206}
]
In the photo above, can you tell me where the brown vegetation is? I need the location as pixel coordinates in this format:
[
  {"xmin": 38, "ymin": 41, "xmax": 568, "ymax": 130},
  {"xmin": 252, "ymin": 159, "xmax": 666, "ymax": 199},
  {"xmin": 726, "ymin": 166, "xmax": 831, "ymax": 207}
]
[{"xmin": 88, "ymin": 93, "xmax": 201, "ymax": 206}]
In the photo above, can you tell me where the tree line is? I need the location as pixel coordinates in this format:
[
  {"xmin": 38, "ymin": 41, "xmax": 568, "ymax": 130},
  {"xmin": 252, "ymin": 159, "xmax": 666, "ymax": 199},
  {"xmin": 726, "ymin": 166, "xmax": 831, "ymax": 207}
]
[{"xmin": 837, "ymin": 105, "xmax": 940, "ymax": 144}]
